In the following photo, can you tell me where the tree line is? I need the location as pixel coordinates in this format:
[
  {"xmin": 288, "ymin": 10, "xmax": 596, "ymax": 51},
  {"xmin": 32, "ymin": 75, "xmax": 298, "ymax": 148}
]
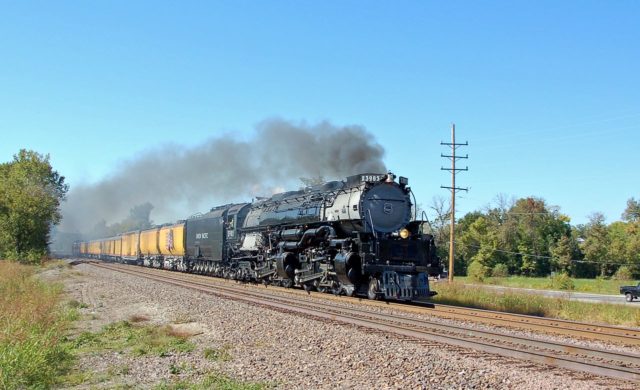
[{"xmin": 427, "ymin": 196, "xmax": 640, "ymax": 279}]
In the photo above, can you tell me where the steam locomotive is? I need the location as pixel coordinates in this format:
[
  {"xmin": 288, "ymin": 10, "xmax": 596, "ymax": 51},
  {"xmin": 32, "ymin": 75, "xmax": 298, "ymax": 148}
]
[{"xmin": 75, "ymin": 173, "xmax": 442, "ymax": 301}]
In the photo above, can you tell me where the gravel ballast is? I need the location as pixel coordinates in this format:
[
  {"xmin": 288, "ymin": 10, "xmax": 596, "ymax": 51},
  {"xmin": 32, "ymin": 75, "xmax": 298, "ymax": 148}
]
[{"xmin": 54, "ymin": 263, "xmax": 637, "ymax": 389}]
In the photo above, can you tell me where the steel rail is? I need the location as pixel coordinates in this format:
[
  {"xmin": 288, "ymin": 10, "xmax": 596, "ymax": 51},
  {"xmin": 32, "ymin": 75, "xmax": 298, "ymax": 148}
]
[
  {"xmin": 421, "ymin": 302, "xmax": 640, "ymax": 344},
  {"xmin": 82, "ymin": 260, "xmax": 640, "ymax": 346},
  {"xmin": 97, "ymin": 263, "xmax": 640, "ymax": 367},
  {"xmin": 90, "ymin": 263, "xmax": 640, "ymax": 383}
]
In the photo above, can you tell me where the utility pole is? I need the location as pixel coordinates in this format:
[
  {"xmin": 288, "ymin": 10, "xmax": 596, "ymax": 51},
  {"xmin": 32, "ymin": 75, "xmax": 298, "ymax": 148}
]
[{"xmin": 441, "ymin": 123, "xmax": 468, "ymax": 282}]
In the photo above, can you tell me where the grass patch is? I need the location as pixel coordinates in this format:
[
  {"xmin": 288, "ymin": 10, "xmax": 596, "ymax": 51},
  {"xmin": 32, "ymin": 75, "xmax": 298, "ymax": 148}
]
[
  {"xmin": 41, "ymin": 259, "xmax": 71, "ymax": 270},
  {"xmin": 109, "ymin": 364, "xmax": 131, "ymax": 376},
  {"xmin": 433, "ymin": 281, "xmax": 640, "ymax": 326},
  {"xmin": 456, "ymin": 275, "xmax": 640, "ymax": 295},
  {"xmin": 170, "ymin": 362, "xmax": 186, "ymax": 375},
  {"xmin": 59, "ymin": 362, "xmax": 132, "ymax": 386},
  {"xmin": 59, "ymin": 369, "xmax": 113, "ymax": 386},
  {"xmin": 68, "ymin": 298, "xmax": 89, "ymax": 309},
  {"xmin": 73, "ymin": 320, "xmax": 196, "ymax": 357},
  {"xmin": 0, "ymin": 261, "xmax": 77, "ymax": 389},
  {"xmin": 203, "ymin": 345, "xmax": 232, "ymax": 362},
  {"xmin": 59, "ymin": 370, "xmax": 95, "ymax": 386},
  {"xmin": 155, "ymin": 372, "xmax": 269, "ymax": 390}
]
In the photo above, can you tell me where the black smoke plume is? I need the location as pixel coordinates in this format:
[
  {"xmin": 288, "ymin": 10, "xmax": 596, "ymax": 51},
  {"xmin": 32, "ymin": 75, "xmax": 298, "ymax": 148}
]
[{"xmin": 59, "ymin": 119, "xmax": 386, "ymax": 234}]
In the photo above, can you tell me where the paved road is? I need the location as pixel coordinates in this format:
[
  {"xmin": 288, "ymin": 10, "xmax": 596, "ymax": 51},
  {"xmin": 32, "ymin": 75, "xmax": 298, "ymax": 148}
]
[{"xmin": 435, "ymin": 282, "xmax": 636, "ymax": 306}]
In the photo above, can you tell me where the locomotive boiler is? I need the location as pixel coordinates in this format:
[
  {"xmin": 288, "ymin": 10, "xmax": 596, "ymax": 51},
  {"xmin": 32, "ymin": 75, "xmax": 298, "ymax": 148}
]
[{"xmin": 75, "ymin": 172, "xmax": 442, "ymax": 301}]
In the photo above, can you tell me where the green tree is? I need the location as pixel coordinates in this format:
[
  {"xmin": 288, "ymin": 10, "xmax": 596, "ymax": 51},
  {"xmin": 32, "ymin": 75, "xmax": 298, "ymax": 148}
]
[
  {"xmin": 608, "ymin": 222, "xmax": 630, "ymax": 264},
  {"xmin": 457, "ymin": 211, "xmax": 484, "ymax": 269},
  {"xmin": 622, "ymin": 198, "xmax": 640, "ymax": 222},
  {"xmin": 619, "ymin": 198, "xmax": 640, "ymax": 276},
  {"xmin": 626, "ymin": 223, "xmax": 640, "ymax": 274},
  {"xmin": 0, "ymin": 150, "xmax": 68, "ymax": 262},
  {"xmin": 566, "ymin": 225, "xmax": 594, "ymax": 278},
  {"xmin": 459, "ymin": 216, "xmax": 500, "ymax": 269},
  {"xmin": 518, "ymin": 243, "xmax": 538, "ymax": 275},
  {"xmin": 429, "ymin": 196, "xmax": 452, "ymax": 266},
  {"xmin": 581, "ymin": 213, "xmax": 611, "ymax": 277},
  {"xmin": 607, "ymin": 220, "xmax": 640, "ymax": 277},
  {"xmin": 550, "ymin": 235, "xmax": 574, "ymax": 274},
  {"xmin": 508, "ymin": 197, "xmax": 569, "ymax": 276}
]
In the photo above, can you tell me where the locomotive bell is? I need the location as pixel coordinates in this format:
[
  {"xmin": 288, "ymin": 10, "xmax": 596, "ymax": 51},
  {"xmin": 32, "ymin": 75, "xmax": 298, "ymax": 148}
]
[{"xmin": 385, "ymin": 172, "xmax": 396, "ymax": 183}]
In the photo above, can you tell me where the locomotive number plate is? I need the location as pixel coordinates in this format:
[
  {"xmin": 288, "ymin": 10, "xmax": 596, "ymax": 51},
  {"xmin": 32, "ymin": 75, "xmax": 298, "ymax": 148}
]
[{"xmin": 361, "ymin": 174, "xmax": 383, "ymax": 182}]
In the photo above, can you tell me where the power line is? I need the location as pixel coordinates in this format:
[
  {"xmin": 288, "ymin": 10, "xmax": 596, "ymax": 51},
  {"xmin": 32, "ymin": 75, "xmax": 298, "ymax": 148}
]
[
  {"xmin": 480, "ymin": 112, "xmax": 640, "ymax": 143},
  {"xmin": 457, "ymin": 242, "xmax": 639, "ymax": 266},
  {"xmin": 502, "ymin": 212, "xmax": 559, "ymax": 216}
]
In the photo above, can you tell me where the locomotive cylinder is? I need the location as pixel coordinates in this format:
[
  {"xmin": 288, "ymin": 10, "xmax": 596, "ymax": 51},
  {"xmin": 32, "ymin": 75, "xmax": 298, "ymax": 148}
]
[{"xmin": 280, "ymin": 229, "xmax": 303, "ymax": 241}]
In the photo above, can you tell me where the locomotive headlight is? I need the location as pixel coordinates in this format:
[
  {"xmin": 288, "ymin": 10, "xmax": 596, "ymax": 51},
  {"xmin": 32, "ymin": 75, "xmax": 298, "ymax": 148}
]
[{"xmin": 399, "ymin": 228, "xmax": 410, "ymax": 239}]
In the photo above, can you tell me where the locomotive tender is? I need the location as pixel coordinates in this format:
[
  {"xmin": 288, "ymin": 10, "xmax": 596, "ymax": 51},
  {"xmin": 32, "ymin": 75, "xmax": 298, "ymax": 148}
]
[{"xmin": 75, "ymin": 173, "xmax": 442, "ymax": 301}]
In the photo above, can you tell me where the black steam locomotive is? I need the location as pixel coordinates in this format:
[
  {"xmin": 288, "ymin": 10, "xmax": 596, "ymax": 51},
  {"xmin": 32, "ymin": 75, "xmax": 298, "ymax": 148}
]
[{"xmin": 77, "ymin": 172, "xmax": 442, "ymax": 301}]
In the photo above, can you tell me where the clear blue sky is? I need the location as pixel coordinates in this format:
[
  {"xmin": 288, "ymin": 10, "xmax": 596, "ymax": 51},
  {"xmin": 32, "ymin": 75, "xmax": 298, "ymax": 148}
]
[{"xmin": 1, "ymin": 1, "xmax": 639, "ymax": 226}]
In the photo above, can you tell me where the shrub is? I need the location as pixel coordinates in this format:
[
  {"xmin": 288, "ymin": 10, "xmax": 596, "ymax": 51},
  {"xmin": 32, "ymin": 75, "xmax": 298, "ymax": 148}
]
[
  {"xmin": 491, "ymin": 263, "xmax": 509, "ymax": 278},
  {"xmin": 1, "ymin": 249, "xmax": 47, "ymax": 265},
  {"xmin": 613, "ymin": 266, "xmax": 634, "ymax": 281},
  {"xmin": 467, "ymin": 261, "xmax": 490, "ymax": 282},
  {"xmin": 548, "ymin": 273, "xmax": 575, "ymax": 290}
]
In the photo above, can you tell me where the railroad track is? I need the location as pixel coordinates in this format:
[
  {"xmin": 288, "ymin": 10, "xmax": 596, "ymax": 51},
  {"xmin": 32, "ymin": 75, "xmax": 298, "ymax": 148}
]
[
  {"xmin": 82, "ymin": 260, "xmax": 640, "ymax": 345},
  {"xmin": 86, "ymin": 260, "xmax": 640, "ymax": 346},
  {"xmin": 431, "ymin": 305, "xmax": 639, "ymax": 343},
  {"xmin": 89, "ymin": 262, "xmax": 640, "ymax": 383},
  {"xmin": 214, "ymin": 271, "xmax": 640, "ymax": 346}
]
